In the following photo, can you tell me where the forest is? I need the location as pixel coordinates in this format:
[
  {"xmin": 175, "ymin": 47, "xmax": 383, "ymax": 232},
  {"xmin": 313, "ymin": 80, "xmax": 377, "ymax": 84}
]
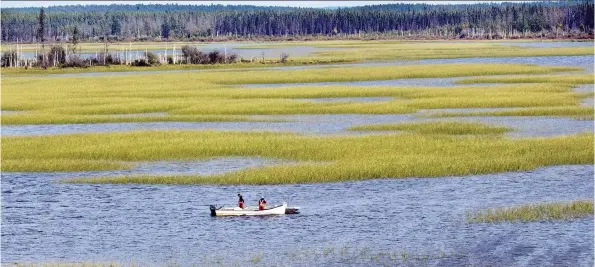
[{"xmin": 1, "ymin": 1, "xmax": 593, "ymax": 43}]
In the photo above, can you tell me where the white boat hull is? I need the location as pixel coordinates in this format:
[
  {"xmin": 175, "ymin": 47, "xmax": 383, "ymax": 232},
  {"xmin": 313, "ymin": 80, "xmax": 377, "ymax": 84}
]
[{"xmin": 211, "ymin": 202, "xmax": 287, "ymax": 216}]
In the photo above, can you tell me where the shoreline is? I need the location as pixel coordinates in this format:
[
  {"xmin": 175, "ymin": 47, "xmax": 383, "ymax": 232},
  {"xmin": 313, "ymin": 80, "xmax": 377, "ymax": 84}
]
[{"xmin": 1, "ymin": 36, "xmax": 593, "ymax": 47}]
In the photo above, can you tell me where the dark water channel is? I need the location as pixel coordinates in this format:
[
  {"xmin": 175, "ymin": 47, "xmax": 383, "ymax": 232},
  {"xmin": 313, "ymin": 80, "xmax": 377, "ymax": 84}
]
[{"xmin": 2, "ymin": 165, "xmax": 593, "ymax": 266}]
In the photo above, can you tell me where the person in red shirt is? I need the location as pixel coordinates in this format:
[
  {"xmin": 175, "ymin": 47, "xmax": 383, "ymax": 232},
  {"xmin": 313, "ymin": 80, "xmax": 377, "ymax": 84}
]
[
  {"xmin": 237, "ymin": 193, "xmax": 245, "ymax": 209},
  {"xmin": 258, "ymin": 197, "xmax": 267, "ymax": 210}
]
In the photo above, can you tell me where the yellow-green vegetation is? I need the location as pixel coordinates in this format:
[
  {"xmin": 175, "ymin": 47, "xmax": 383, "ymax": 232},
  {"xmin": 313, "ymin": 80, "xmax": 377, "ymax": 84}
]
[
  {"xmin": 306, "ymin": 43, "xmax": 593, "ymax": 61},
  {"xmin": 2, "ymin": 130, "xmax": 591, "ymax": 183},
  {"xmin": 2, "ymin": 81, "xmax": 584, "ymax": 121},
  {"xmin": 2, "ymin": 64, "xmax": 583, "ymax": 124},
  {"xmin": 0, "ymin": 113, "xmax": 277, "ymax": 125},
  {"xmin": 349, "ymin": 121, "xmax": 512, "ymax": 135},
  {"xmin": 0, "ymin": 59, "xmax": 352, "ymax": 77},
  {"xmin": 241, "ymin": 39, "xmax": 593, "ymax": 49},
  {"xmin": 466, "ymin": 200, "xmax": 594, "ymax": 223},
  {"xmin": 456, "ymin": 74, "xmax": 595, "ymax": 84},
  {"xmin": 92, "ymin": 63, "xmax": 575, "ymax": 85},
  {"xmin": 427, "ymin": 106, "xmax": 594, "ymax": 118}
]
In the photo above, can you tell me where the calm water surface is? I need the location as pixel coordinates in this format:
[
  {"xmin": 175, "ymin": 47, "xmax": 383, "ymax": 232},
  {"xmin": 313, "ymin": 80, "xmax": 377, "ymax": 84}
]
[
  {"xmin": 2, "ymin": 165, "xmax": 593, "ymax": 266},
  {"xmin": 2, "ymin": 114, "xmax": 592, "ymax": 138}
]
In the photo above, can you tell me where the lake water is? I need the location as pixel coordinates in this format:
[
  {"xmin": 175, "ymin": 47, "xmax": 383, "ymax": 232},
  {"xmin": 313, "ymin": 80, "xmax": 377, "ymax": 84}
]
[
  {"xmin": 2, "ymin": 165, "xmax": 592, "ymax": 266},
  {"xmin": 2, "ymin": 114, "xmax": 592, "ymax": 138},
  {"xmin": 2, "ymin": 50, "xmax": 594, "ymax": 266},
  {"xmin": 17, "ymin": 43, "xmax": 334, "ymax": 61}
]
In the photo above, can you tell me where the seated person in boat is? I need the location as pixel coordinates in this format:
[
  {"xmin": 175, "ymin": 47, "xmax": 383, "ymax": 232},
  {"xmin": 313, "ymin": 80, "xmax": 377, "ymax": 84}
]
[
  {"xmin": 258, "ymin": 197, "xmax": 267, "ymax": 210},
  {"xmin": 237, "ymin": 193, "xmax": 245, "ymax": 209}
]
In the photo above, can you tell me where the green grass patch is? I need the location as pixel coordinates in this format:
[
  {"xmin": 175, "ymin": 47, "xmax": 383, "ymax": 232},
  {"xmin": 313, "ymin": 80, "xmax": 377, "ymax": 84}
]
[
  {"xmin": 0, "ymin": 113, "xmax": 276, "ymax": 125},
  {"xmin": 2, "ymin": 130, "xmax": 591, "ymax": 184},
  {"xmin": 307, "ymin": 43, "xmax": 594, "ymax": 61},
  {"xmin": 3, "ymin": 68, "xmax": 582, "ymax": 122},
  {"xmin": 189, "ymin": 63, "xmax": 580, "ymax": 85},
  {"xmin": 456, "ymin": 74, "xmax": 595, "ymax": 84},
  {"xmin": 349, "ymin": 121, "xmax": 512, "ymax": 135},
  {"xmin": 427, "ymin": 106, "xmax": 594, "ymax": 118},
  {"xmin": 466, "ymin": 200, "xmax": 594, "ymax": 223},
  {"xmin": 0, "ymin": 58, "xmax": 353, "ymax": 77}
]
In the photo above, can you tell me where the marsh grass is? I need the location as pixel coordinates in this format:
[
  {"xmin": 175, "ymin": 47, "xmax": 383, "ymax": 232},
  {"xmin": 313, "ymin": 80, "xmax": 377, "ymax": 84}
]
[
  {"xmin": 349, "ymin": 121, "xmax": 512, "ymax": 135},
  {"xmin": 427, "ymin": 106, "xmax": 594, "ymax": 118},
  {"xmin": 466, "ymin": 200, "xmax": 594, "ymax": 223},
  {"xmin": 2, "ymin": 130, "xmax": 590, "ymax": 183},
  {"xmin": 1, "ymin": 59, "xmax": 353, "ymax": 77},
  {"xmin": 189, "ymin": 64, "xmax": 580, "ymax": 85},
  {"xmin": 456, "ymin": 74, "xmax": 595, "ymax": 84},
  {"xmin": 308, "ymin": 44, "xmax": 594, "ymax": 61},
  {"xmin": 2, "ymin": 74, "xmax": 583, "ymax": 122},
  {"xmin": 0, "ymin": 113, "xmax": 278, "ymax": 125}
]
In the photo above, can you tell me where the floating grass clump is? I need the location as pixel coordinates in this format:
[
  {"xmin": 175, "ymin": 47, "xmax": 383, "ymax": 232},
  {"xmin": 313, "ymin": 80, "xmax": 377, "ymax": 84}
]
[
  {"xmin": 349, "ymin": 121, "xmax": 512, "ymax": 135},
  {"xmin": 466, "ymin": 200, "xmax": 594, "ymax": 223},
  {"xmin": 456, "ymin": 74, "xmax": 595, "ymax": 84},
  {"xmin": 2, "ymin": 130, "xmax": 591, "ymax": 184}
]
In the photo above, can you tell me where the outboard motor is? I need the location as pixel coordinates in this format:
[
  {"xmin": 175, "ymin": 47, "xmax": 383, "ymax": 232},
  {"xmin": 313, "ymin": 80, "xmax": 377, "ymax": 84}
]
[{"xmin": 209, "ymin": 205, "xmax": 217, "ymax": 216}]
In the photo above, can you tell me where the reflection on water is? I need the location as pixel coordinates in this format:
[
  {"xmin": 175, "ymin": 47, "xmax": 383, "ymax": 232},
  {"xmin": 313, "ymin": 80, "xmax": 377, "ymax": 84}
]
[{"xmin": 2, "ymin": 165, "xmax": 592, "ymax": 265}]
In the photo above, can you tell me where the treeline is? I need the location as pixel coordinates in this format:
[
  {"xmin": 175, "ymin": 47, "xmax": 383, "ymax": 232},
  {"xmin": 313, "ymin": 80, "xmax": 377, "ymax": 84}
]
[{"xmin": 1, "ymin": 2, "xmax": 593, "ymax": 43}]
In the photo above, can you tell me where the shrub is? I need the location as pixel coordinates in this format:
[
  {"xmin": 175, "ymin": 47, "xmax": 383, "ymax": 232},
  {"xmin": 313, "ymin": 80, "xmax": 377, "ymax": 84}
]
[
  {"xmin": 61, "ymin": 55, "xmax": 88, "ymax": 68},
  {"xmin": 208, "ymin": 50, "xmax": 223, "ymax": 64},
  {"xmin": 227, "ymin": 53, "xmax": 238, "ymax": 63},
  {"xmin": 1, "ymin": 51, "xmax": 17, "ymax": 67},
  {"xmin": 280, "ymin": 53, "xmax": 289, "ymax": 63},
  {"xmin": 131, "ymin": 59, "xmax": 151, "ymax": 67},
  {"xmin": 47, "ymin": 45, "xmax": 66, "ymax": 66},
  {"xmin": 181, "ymin": 45, "xmax": 208, "ymax": 64},
  {"xmin": 145, "ymin": 52, "xmax": 159, "ymax": 65}
]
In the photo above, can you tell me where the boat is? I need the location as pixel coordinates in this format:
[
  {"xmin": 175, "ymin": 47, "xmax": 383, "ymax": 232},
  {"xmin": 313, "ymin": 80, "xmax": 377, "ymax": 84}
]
[{"xmin": 210, "ymin": 202, "xmax": 287, "ymax": 216}]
